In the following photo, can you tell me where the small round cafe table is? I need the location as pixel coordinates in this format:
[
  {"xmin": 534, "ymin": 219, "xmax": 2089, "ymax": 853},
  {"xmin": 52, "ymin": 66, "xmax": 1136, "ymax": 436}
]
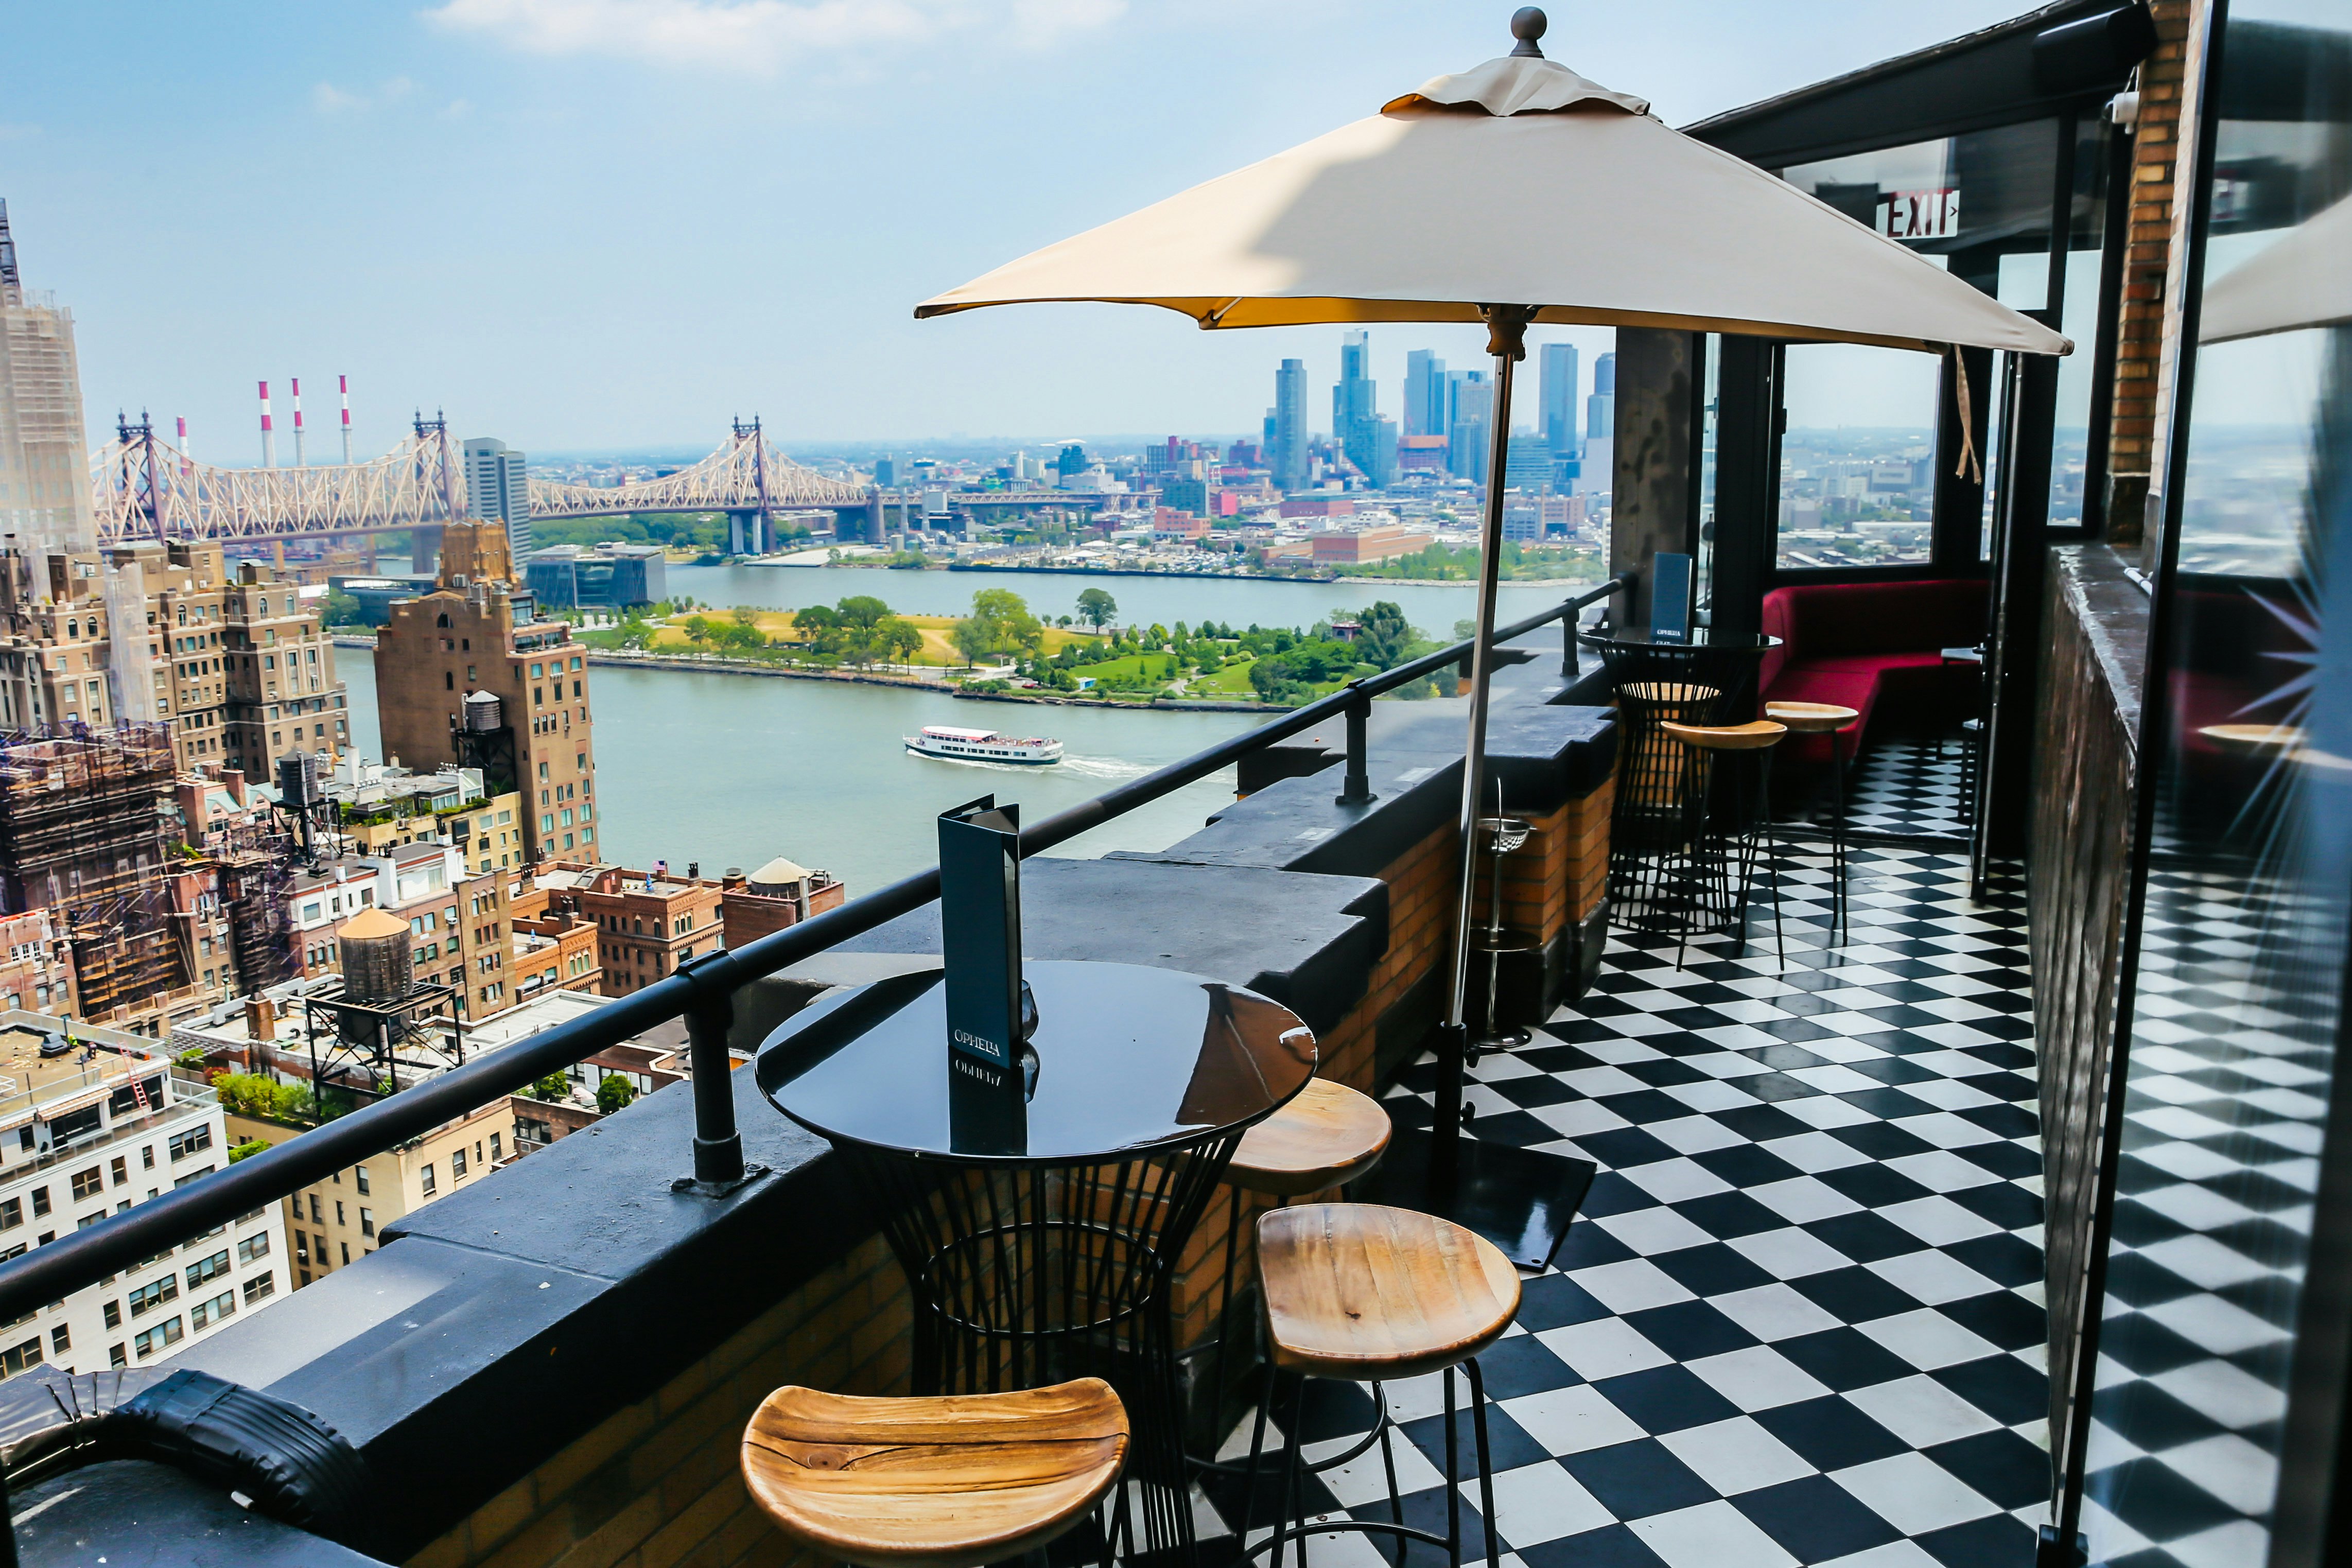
[
  {"xmin": 1579, "ymin": 628, "xmax": 1781, "ymax": 926},
  {"xmin": 758, "ymin": 959, "xmax": 1318, "ymax": 1567}
]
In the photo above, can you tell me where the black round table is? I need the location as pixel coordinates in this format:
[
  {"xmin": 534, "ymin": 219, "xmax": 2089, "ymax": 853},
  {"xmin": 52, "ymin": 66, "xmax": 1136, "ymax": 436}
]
[
  {"xmin": 1579, "ymin": 629, "xmax": 1782, "ymax": 929},
  {"xmin": 758, "ymin": 959, "xmax": 1318, "ymax": 1566}
]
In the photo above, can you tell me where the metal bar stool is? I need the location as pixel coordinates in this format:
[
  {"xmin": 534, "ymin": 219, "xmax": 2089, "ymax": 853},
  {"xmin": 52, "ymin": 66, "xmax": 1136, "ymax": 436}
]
[
  {"xmin": 1196, "ymin": 1079, "xmax": 1393, "ymax": 1484},
  {"xmin": 1238, "ymin": 1205, "xmax": 1521, "ymax": 1568},
  {"xmin": 1609, "ymin": 681, "xmax": 1722, "ymax": 926},
  {"xmin": 1765, "ymin": 701, "xmax": 1860, "ymax": 945},
  {"xmin": 1660, "ymin": 720, "xmax": 1788, "ymax": 970},
  {"xmin": 741, "ymin": 1378, "xmax": 1130, "ymax": 1568}
]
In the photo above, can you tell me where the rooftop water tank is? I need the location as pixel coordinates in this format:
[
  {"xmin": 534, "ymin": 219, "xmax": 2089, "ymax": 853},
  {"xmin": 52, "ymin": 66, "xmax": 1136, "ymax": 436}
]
[
  {"xmin": 462, "ymin": 690, "xmax": 503, "ymax": 731},
  {"xmin": 337, "ymin": 907, "xmax": 412, "ymax": 1006}
]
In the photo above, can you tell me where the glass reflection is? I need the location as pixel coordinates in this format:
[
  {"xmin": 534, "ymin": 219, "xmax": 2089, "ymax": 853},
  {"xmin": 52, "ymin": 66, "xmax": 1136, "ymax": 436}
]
[{"xmin": 2080, "ymin": 8, "xmax": 2352, "ymax": 1563}]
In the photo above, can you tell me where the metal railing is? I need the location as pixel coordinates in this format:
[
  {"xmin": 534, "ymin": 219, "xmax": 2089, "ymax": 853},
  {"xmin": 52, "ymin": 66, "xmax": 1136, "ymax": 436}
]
[{"xmin": 0, "ymin": 575, "xmax": 1630, "ymax": 1324}]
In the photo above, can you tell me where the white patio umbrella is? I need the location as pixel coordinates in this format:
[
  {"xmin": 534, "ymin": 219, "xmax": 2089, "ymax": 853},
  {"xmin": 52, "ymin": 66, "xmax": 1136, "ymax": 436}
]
[{"xmin": 918, "ymin": 7, "xmax": 2068, "ymax": 1246}]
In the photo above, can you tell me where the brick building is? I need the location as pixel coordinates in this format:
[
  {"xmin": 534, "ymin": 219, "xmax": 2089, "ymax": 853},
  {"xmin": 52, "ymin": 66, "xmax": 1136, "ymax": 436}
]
[
  {"xmin": 522, "ymin": 861, "xmax": 722, "ymax": 996},
  {"xmin": 372, "ymin": 521, "xmax": 597, "ymax": 865},
  {"xmin": 0, "ymin": 539, "xmax": 347, "ymax": 777},
  {"xmin": 718, "ymin": 857, "xmax": 846, "ymax": 951}
]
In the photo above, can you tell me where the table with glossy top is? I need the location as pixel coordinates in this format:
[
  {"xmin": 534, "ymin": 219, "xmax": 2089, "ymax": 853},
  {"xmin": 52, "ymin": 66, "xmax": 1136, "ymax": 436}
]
[
  {"xmin": 1579, "ymin": 629, "xmax": 1782, "ymax": 917},
  {"xmin": 759, "ymin": 959, "xmax": 1318, "ymax": 1566}
]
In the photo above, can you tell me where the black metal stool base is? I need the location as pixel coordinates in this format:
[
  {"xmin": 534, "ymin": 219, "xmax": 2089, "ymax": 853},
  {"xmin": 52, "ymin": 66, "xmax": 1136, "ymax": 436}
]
[{"xmin": 1235, "ymin": 1359, "xmax": 1501, "ymax": 1568}]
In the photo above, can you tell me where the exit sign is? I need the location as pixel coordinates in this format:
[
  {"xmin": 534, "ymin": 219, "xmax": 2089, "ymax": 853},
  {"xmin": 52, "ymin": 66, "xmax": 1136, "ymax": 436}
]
[{"xmin": 1879, "ymin": 189, "xmax": 1961, "ymax": 240}]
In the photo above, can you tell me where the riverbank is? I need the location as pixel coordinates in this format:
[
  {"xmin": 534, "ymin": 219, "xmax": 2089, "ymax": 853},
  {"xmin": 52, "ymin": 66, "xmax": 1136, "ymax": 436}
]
[{"xmin": 331, "ymin": 635, "xmax": 1285, "ymax": 711}]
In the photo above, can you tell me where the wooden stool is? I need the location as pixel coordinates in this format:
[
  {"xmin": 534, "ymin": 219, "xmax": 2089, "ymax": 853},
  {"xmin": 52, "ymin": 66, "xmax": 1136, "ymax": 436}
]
[
  {"xmin": 1766, "ymin": 701, "xmax": 1860, "ymax": 944},
  {"xmin": 1196, "ymin": 1080, "xmax": 1392, "ymax": 1475},
  {"xmin": 1661, "ymin": 720, "xmax": 1789, "ymax": 970},
  {"xmin": 1241, "ymin": 1205, "xmax": 1521, "ymax": 1568},
  {"xmin": 741, "ymin": 1379, "xmax": 1129, "ymax": 1568}
]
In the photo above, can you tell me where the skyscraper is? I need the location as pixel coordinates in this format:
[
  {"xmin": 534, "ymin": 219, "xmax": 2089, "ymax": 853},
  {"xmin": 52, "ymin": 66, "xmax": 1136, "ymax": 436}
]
[
  {"xmin": 1539, "ymin": 343, "xmax": 1581, "ymax": 460},
  {"xmin": 1578, "ymin": 351, "xmax": 1617, "ymax": 499},
  {"xmin": 0, "ymin": 202, "xmax": 96, "ymax": 553},
  {"xmin": 1403, "ymin": 350, "xmax": 1447, "ymax": 440},
  {"xmin": 1331, "ymin": 330, "xmax": 1395, "ymax": 487},
  {"xmin": 1271, "ymin": 358, "xmax": 1309, "ymax": 492},
  {"xmin": 1447, "ymin": 373, "xmax": 1493, "ymax": 484},
  {"xmin": 464, "ymin": 438, "xmax": 531, "ymax": 558}
]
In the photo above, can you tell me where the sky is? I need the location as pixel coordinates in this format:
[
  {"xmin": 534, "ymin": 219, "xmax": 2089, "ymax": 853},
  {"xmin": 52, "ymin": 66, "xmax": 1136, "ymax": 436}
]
[{"xmin": 4, "ymin": 0, "xmax": 2043, "ymax": 460}]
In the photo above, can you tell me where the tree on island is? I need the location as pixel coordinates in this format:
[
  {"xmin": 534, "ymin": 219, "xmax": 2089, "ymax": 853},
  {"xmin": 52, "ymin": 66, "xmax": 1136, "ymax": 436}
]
[
  {"xmin": 795, "ymin": 596, "xmax": 920, "ymax": 667},
  {"xmin": 953, "ymin": 588, "xmax": 1047, "ymax": 669},
  {"xmin": 1075, "ymin": 587, "xmax": 1118, "ymax": 632}
]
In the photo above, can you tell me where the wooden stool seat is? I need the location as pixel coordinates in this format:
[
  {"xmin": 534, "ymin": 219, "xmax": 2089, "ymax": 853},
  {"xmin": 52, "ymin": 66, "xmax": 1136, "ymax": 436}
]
[
  {"xmin": 1662, "ymin": 719, "xmax": 1787, "ymax": 751},
  {"xmin": 741, "ymin": 1379, "xmax": 1128, "ymax": 1568},
  {"xmin": 1258, "ymin": 1204, "xmax": 1521, "ymax": 1382},
  {"xmin": 1764, "ymin": 701, "xmax": 1859, "ymax": 735},
  {"xmin": 1230, "ymin": 1078, "xmax": 1391, "ymax": 1197}
]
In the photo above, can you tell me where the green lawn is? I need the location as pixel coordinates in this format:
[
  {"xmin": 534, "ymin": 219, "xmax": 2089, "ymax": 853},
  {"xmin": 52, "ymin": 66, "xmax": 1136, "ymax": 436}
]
[{"xmin": 1185, "ymin": 657, "xmax": 1262, "ymax": 696}]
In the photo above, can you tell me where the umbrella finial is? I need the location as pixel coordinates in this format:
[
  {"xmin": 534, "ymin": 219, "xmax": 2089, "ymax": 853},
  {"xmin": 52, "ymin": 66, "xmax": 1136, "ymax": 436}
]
[{"xmin": 1510, "ymin": 7, "xmax": 1547, "ymax": 57}]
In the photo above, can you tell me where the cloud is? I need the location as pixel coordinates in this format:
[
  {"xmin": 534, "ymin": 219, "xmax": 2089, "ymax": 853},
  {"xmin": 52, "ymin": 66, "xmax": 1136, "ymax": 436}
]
[
  {"xmin": 421, "ymin": 0, "xmax": 1126, "ymax": 74},
  {"xmin": 0, "ymin": 124, "xmax": 42, "ymax": 143}
]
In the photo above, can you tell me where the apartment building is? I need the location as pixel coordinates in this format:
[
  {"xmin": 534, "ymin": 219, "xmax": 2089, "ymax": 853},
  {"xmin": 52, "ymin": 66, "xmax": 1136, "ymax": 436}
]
[
  {"xmin": 372, "ymin": 521, "xmax": 597, "ymax": 864},
  {"xmin": 178, "ymin": 985, "xmax": 612, "ymax": 1291},
  {"xmin": 521, "ymin": 861, "xmax": 722, "ymax": 996},
  {"xmin": 313, "ymin": 751, "xmax": 529, "ymax": 878},
  {"xmin": 0, "ymin": 909, "xmax": 73, "ymax": 1018},
  {"xmin": 0, "ymin": 540, "xmax": 347, "ymax": 779},
  {"xmin": 283, "ymin": 842, "xmax": 514, "ymax": 1017},
  {"xmin": 0, "ymin": 1012, "xmax": 286, "ymax": 1381},
  {"xmin": 511, "ymin": 907, "xmax": 600, "ymax": 1004}
]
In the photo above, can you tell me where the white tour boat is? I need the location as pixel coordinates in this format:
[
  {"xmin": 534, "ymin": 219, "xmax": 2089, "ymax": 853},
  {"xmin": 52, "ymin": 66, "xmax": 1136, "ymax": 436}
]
[{"xmin": 905, "ymin": 725, "xmax": 1065, "ymax": 765}]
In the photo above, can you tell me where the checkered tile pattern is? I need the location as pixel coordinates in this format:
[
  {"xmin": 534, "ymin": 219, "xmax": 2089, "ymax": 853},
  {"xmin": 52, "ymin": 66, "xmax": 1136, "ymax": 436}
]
[
  {"xmin": 1816, "ymin": 733, "xmax": 1975, "ymax": 846},
  {"xmin": 1197, "ymin": 848, "xmax": 2047, "ymax": 1568},
  {"xmin": 2075, "ymin": 860, "xmax": 2326, "ymax": 1567}
]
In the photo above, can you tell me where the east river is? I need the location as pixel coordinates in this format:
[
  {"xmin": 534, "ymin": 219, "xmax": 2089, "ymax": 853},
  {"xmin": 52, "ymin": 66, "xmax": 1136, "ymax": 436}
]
[{"xmin": 340, "ymin": 567, "xmax": 1584, "ymax": 894}]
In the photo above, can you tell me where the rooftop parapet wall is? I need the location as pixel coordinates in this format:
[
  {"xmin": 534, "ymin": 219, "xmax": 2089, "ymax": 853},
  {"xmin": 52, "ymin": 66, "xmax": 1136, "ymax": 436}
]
[{"xmin": 7, "ymin": 624, "xmax": 1615, "ymax": 1568}]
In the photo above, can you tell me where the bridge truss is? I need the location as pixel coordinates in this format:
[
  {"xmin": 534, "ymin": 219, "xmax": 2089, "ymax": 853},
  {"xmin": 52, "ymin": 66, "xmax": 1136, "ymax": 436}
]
[
  {"xmin": 91, "ymin": 413, "xmax": 871, "ymax": 547},
  {"xmin": 527, "ymin": 419, "xmax": 870, "ymax": 519},
  {"xmin": 93, "ymin": 414, "xmax": 465, "ymax": 546}
]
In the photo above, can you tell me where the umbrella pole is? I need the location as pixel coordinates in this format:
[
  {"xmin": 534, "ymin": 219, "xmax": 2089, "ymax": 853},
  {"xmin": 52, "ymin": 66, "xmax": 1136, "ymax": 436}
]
[{"xmin": 1432, "ymin": 306, "xmax": 1532, "ymax": 1195}]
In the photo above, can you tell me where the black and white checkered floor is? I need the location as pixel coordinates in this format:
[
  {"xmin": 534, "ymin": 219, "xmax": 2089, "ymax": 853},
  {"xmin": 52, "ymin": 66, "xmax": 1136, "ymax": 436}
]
[
  {"xmin": 1781, "ymin": 733, "xmax": 1975, "ymax": 846},
  {"xmin": 1198, "ymin": 847, "xmax": 2046, "ymax": 1567},
  {"xmin": 2075, "ymin": 856, "xmax": 2323, "ymax": 1566}
]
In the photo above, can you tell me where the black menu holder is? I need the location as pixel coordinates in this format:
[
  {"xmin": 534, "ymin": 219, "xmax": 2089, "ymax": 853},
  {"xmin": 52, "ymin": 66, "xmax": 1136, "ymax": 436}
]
[{"xmin": 939, "ymin": 796, "xmax": 1029, "ymax": 1155}]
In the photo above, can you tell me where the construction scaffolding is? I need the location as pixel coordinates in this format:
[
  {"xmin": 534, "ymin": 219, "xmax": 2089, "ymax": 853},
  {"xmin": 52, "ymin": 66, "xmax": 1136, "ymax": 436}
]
[{"xmin": 0, "ymin": 724, "xmax": 186, "ymax": 1019}]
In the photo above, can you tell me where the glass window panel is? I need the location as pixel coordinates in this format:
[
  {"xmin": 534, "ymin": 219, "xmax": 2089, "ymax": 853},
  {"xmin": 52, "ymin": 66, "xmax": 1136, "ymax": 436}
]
[
  {"xmin": 2052, "ymin": 119, "xmax": 2118, "ymax": 528},
  {"xmin": 1776, "ymin": 344, "xmax": 1939, "ymax": 569},
  {"xmin": 2080, "ymin": 5, "xmax": 2352, "ymax": 1563}
]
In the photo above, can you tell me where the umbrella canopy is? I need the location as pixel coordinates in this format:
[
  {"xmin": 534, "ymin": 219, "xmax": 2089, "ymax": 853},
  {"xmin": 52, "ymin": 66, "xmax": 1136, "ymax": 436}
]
[
  {"xmin": 918, "ymin": 50, "xmax": 2068, "ymax": 358},
  {"xmin": 2201, "ymin": 195, "xmax": 2352, "ymax": 344}
]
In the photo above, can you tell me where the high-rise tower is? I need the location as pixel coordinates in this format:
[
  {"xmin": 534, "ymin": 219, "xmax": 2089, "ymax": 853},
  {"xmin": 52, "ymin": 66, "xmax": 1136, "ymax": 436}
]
[
  {"xmin": 0, "ymin": 202, "xmax": 97, "ymax": 553},
  {"xmin": 464, "ymin": 437, "xmax": 531, "ymax": 558},
  {"xmin": 1271, "ymin": 358, "xmax": 1309, "ymax": 492},
  {"xmin": 1331, "ymin": 330, "xmax": 1395, "ymax": 487},
  {"xmin": 1539, "ymin": 343, "xmax": 1581, "ymax": 459}
]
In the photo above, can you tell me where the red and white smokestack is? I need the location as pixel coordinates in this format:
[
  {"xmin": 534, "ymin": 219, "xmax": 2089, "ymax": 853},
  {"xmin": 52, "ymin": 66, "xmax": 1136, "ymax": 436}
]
[
  {"xmin": 176, "ymin": 415, "xmax": 191, "ymax": 476},
  {"xmin": 258, "ymin": 380, "xmax": 276, "ymax": 468},
  {"xmin": 290, "ymin": 376, "xmax": 306, "ymax": 467},
  {"xmin": 339, "ymin": 374, "xmax": 352, "ymax": 464}
]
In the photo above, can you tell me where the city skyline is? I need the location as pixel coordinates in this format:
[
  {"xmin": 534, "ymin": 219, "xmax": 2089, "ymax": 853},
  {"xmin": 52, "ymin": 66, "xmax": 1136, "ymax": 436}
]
[{"xmin": 9, "ymin": 0, "xmax": 2041, "ymax": 454}]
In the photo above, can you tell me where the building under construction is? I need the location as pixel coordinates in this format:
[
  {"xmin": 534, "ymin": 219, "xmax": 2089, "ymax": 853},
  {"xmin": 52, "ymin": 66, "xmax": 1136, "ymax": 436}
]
[{"xmin": 0, "ymin": 723, "xmax": 189, "ymax": 1019}]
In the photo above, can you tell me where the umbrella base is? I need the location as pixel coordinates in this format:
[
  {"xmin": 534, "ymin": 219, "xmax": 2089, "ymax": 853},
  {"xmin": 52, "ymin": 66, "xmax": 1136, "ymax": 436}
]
[{"xmin": 1352, "ymin": 1124, "xmax": 1596, "ymax": 1271}]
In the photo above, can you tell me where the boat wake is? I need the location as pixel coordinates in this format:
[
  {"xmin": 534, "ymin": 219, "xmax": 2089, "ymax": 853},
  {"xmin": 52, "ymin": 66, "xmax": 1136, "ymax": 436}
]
[{"xmin": 903, "ymin": 748, "xmax": 1147, "ymax": 780}]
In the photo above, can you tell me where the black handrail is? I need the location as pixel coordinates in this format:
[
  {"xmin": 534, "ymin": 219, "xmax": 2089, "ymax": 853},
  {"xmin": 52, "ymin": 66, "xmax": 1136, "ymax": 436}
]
[{"xmin": 0, "ymin": 573, "xmax": 1632, "ymax": 1324}]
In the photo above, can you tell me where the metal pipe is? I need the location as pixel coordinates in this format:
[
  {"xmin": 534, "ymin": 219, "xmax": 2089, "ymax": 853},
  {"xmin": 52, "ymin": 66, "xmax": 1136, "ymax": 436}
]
[
  {"xmin": 1335, "ymin": 690, "xmax": 1374, "ymax": 807},
  {"xmin": 1433, "ymin": 305, "xmax": 1532, "ymax": 1189},
  {"xmin": 678, "ymin": 953, "xmax": 745, "ymax": 1187},
  {"xmin": 0, "ymin": 576, "xmax": 1628, "ymax": 1325}
]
